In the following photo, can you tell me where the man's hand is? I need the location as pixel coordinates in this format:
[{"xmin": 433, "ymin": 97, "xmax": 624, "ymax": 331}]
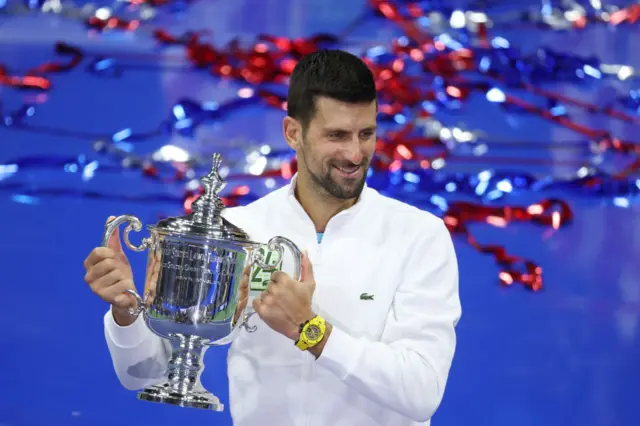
[
  {"xmin": 84, "ymin": 216, "xmax": 138, "ymax": 326},
  {"xmin": 253, "ymin": 250, "xmax": 316, "ymax": 341}
]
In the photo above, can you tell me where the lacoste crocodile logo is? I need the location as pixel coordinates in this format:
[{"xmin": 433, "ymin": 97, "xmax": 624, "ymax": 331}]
[{"xmin": 360, "ymin": 293, "xmax": 374, "ymax": 300}]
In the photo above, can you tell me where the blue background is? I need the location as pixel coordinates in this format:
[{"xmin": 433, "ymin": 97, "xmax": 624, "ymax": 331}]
[{"xmin": 1, "ymin": 1, "xmax": 639, "ymax": 425}]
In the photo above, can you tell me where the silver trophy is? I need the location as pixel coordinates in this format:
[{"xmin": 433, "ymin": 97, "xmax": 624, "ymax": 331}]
[{"xmin": 101, "ymin": 153, "xmax": 302, "ymax": 411}]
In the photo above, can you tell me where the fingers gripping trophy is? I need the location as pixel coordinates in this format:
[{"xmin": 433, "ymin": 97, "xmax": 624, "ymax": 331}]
[{"xmin": 95, "ymin": 153, "xmax": 302, "ymax": 411}]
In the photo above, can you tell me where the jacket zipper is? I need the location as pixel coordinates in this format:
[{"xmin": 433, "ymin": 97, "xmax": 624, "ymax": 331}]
[
  {"xmin": 300, "ymin": 211, "xmax": 342, "ymax": 426},
  {"xmin": 305, "ymin": 233, "xmax": 321, "ymax": 426}
]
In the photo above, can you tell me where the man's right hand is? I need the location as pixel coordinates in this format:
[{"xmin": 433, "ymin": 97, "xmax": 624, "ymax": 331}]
[{"xmin": 84, "ymin": 216, "xmax": 138, "ymax": 327}]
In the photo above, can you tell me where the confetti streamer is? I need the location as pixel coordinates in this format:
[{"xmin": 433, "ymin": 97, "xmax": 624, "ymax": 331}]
[{"xmin": 2, "ymin": 0, "xmax": 639, "ymax": 291}]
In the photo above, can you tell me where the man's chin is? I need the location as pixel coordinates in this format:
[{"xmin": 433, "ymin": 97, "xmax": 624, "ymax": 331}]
[{"xmin": 327, "ymin": 178, "xmax": 366, "ymax": 200}]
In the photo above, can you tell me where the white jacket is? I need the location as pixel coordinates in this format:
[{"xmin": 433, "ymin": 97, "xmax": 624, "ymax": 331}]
[{"xmin": 104, "ymin": 178, "xmax": 461, "ymax": 426}]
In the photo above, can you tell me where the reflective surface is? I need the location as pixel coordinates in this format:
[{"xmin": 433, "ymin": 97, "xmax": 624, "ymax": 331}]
[
  {"xmin": 101, "ymin": 212, "xmax": 251, "ymax": 410},
  {"xmin": 152, "ymin": 153, "xmax": 255, "ymax": 243},
  {"xmin": 138, "ymin": 337, "xmax": 220, "ymax": 411},
  {"xmin": 140, "ymin": 233, "xmax": 247, "ymax": 341},
  {"xmin": 0, "ymin": 0, "xmax": 639, "ymax": 426}
]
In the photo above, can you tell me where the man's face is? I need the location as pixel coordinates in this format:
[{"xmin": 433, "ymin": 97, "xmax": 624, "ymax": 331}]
[{"xmin": 296, "ymin": 96, "xmax": 377, "ymax": 200}]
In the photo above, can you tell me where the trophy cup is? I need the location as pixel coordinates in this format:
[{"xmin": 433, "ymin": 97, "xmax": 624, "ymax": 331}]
[{"xmin": 101, "ymin": 153, "xmax": 302, "ymax": 411}]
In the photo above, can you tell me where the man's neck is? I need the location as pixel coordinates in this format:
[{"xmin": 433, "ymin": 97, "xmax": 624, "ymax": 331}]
[{"xmin": 294, "ymin": 174, "xmax": 358, "ymax": 233}]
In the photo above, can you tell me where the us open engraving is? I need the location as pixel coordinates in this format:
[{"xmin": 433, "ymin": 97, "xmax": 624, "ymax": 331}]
[{"xmin": 162, "ymin": 247, "xmax": 218, "ymax": 264}]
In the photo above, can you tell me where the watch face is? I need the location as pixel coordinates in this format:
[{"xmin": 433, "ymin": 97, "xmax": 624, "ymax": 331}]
[{"xmin": 305, "ymin": 325, "xmax": 321, "ymax": 341}]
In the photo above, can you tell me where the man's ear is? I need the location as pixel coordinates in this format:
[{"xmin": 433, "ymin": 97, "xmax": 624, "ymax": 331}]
[{"xmin": 283, "ymin": 116, "xmax": 302, "ymax": 150}]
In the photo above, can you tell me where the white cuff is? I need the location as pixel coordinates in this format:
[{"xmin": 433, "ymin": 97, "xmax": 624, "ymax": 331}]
[
  {"xmin": 104, "ymin": 308, "xmax": 150, "ymax": 349},
  {"xmin": 315, "ymin": 326, "xmax": 364, "ymax": 380}
]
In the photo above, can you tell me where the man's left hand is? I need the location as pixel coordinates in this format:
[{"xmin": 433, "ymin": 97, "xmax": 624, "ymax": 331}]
[{"xmin": 253, "ymin": 250, "xmax": 316, "ymax": 341}]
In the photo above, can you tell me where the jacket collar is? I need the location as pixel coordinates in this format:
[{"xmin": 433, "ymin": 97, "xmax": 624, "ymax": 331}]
[{"xmin": 284, "ymin": 173, "xmax": 370, "ymax": 228}]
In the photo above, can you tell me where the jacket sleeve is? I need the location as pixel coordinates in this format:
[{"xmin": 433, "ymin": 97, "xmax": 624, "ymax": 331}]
[
  {"xmin": 315, "ymin": 220, "xmax": 461, "ymax": 422},
  {"xmin": 103, "ymin": 309, "xmax": 172, "ymax": 390}
]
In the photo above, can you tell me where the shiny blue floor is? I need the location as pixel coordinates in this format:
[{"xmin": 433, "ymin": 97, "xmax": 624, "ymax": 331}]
[{"xmin": 1, "ymin": 1, "xmax": 639, "ymax": 425}]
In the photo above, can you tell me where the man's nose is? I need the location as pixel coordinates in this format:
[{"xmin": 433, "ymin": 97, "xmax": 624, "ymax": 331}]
[{"xmin": 344, "ymin": 136, "xmax": 364, "ymax": 164}]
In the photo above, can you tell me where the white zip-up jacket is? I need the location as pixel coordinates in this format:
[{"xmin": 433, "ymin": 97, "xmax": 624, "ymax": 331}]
[{"xmin": 104, "ymin": 178, "xmax": 461, "ymax": 426}]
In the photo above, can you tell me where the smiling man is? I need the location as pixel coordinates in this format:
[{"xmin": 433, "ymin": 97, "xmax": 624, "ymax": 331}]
[{"xmin": 87, "ymin": 49, "xmax": 462, "ymax": 426}]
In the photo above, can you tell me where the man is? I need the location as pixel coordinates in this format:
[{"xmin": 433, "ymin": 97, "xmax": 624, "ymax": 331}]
[{"xmin": 84, "ymin": 49, "xmax": 461, "ymax": 426}]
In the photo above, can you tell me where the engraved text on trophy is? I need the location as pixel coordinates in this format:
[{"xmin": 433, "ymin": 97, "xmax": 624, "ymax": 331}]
[{"xmin": 145, "ymin": 240, "xmax": 242, "ymax": 326}]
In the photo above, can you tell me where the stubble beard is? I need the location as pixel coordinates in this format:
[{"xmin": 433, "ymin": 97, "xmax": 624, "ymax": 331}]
[{"xmin": 300, "ymin": 143, "xmax": 368, "ymax": 201}]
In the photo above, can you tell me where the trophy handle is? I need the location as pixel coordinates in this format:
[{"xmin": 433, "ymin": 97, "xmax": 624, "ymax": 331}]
[
  {"xmin": 253, "ymin": 236, "xmax": 303, "ymax": 281},
  {"xmin": 102, "ymin": 214, "xmax": 152, "ymax": 252},
  {"xmin": 102, "ymin": 214, "xmax": 152, "ymax": 316},
  {"xmin": 240, "ymin": 236, "xmax": 303, "ymax": 333},
  {"xmin": 125, "ymin": 288, "xmax": 148, "ymax": 316}
]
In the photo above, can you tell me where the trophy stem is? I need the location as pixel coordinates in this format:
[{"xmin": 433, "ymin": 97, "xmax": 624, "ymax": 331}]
[{"xmin": 137, "ymin": 335, "xmax": 223, "ymax": 411}]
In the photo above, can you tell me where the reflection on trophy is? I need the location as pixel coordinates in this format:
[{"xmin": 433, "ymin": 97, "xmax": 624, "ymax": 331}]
[{"xmin": 101, "ymin": 153, "xmax": 302, "ymax": 411}]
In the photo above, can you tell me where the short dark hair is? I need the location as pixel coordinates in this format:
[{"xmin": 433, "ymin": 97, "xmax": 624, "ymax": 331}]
[{"xmin": 287, "ymin": 49, "xmax": 377, "ymax": 129}]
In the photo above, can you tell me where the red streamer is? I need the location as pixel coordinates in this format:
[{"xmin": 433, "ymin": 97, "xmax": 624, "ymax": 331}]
[
  {"xmin": 444, "ymin": 199, "xmax": 573, "ymax": 291},
  {"xmin": 0, "ymin": 42, "xmax": 83, "ymax": 90},
  {"xmin": 86, "ymin": 16, "xmax": 140, "ymax": 32}
]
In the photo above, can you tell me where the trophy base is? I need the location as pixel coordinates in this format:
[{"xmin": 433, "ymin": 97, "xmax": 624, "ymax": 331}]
[{"xmin": 137, "ymin": 383, "xmax": 224, "ymax": 411}]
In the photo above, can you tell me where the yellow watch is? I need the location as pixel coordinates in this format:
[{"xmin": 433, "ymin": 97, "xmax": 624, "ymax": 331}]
[{"xmin": 295, "ymin": 315, "xmax": 326, "ymax": 351}]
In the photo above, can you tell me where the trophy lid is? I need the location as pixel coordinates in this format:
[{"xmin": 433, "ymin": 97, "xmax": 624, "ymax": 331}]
[{"xmin": 153, "ymin": 153, "xmax": 253, "ymax": 244}]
